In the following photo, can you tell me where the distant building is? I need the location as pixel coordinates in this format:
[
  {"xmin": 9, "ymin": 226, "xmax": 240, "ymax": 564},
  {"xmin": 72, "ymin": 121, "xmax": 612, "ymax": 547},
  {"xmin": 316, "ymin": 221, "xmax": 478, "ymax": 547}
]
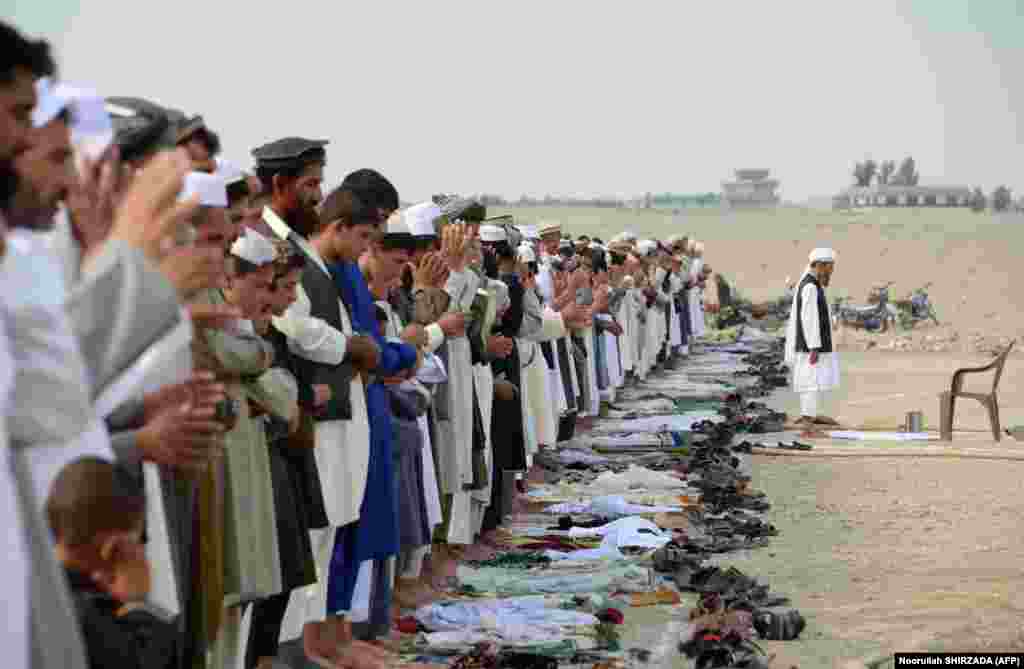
[
  {"xmin": 833, "ymin": 185, "xmax": 972, "ymax": 209},
  {"xmin": 721, "ymin": 169, "xmax": 780, "ymax": 208},
  {"xmin": 649, "ymin": 192, "xmax": 721, "ymax": 209}
]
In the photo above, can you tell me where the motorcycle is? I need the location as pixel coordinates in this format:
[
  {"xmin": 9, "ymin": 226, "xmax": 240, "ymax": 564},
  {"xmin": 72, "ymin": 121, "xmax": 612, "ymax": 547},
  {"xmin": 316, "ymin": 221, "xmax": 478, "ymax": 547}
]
[
  {"xmin": 893, "ymin": 282, "xmax": 940, "ymax": 329},
  {"xmin": 832, "ymin": 281, "xmax": 897, "ymax": 332}
]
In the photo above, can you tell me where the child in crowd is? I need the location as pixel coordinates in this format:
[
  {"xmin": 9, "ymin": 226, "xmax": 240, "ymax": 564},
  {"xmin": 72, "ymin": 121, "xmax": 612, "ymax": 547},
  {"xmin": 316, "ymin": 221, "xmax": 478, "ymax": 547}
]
[{"xmin": 47, "ymin": 457, "xmax": 178, "ymax": 669}]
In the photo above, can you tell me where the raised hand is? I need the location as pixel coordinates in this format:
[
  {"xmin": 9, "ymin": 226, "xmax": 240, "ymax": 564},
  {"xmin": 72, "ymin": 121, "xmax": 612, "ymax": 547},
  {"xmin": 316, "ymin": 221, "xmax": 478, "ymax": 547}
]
[
  {"xmin": 186, "ymin": 302, "xmax": 243, "ymax": 330},
  {"xmin": 159, "ymin": 244, "xmax": 228, "ymax": 298},
  {"xmin": 107, "ymin": 149, "xmax": 197, "ymax": 262},
  {"xmin": 347, "ymin": 335, "xmax": 381, "ymax": 372},
  {"xmin": 136, "ymin": 402, "xmax": 225, "ymax": 470},
  {"xmin": 143, "ymin": 371, "xmax": 226, "ymax": 421},
  {"xmin": 66, "ymin": 145, "xmax": 124, "ymax": 255},
  {"xmin": 486, "ymin": 335, "xmax": 514, "ymax": 358},
  {"xmin": 401, "ymin": 323, "xmax": 428, "ymax": 348}
]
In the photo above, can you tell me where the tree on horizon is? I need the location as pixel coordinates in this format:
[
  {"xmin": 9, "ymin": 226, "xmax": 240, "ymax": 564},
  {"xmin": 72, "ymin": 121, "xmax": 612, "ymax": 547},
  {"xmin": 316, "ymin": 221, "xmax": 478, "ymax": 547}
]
[{"xmin": 992, "ymin": 185, "xmax": 1013, "ymax": 212}]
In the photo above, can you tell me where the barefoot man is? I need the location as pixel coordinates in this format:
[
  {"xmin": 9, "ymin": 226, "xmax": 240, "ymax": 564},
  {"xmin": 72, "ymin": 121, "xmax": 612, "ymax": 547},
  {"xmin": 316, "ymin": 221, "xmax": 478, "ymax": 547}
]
[{"xmin": 785, "ymin": 247, "xmax": 840, "ymax": 427}]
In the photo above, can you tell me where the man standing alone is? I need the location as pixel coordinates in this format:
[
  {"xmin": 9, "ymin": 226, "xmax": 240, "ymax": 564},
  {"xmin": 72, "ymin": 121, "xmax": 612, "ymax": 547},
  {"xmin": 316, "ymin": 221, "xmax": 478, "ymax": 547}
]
[{"xmin": 785, "ymin": 247, "xmax": 840, "ymax": 427}]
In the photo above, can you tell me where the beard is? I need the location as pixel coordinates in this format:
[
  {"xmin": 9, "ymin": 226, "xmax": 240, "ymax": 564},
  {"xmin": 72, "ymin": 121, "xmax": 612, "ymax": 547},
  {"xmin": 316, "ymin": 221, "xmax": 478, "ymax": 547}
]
[
  {"xmin": 0, "ymin": 162, "xmax": 19, "ymax": 214},
  {"xmin": 289, "ymin": 202, "xmax": 321, "ymax": 238}
]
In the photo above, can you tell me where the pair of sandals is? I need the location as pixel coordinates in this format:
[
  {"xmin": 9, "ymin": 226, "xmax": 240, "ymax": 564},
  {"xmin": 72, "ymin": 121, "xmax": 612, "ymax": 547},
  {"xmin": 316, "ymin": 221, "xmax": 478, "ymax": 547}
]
[
  {"xmin": 776, "ymin": 441, "xmax": 813, "ymax": 451},
  {"xmin": 796, "ymin": 415, "xmax": 840, "ymax": 426}
]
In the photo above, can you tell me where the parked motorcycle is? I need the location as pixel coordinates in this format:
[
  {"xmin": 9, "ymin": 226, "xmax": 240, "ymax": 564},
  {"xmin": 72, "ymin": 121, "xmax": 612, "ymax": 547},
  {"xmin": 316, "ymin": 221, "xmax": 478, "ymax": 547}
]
[
  {"xmin": 893, "ymin": 282, "xmax": 940, "ymax": 329},
  {"xmin": 832, "ymin": 281, "xmax": 897, "ymax": 332}
]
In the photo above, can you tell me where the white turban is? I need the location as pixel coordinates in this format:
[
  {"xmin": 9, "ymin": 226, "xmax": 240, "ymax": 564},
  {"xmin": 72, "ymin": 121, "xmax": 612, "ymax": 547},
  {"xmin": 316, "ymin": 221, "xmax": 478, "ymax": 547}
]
[
  {"xmin": 231, "ymin": 228, "xmax": 278, "ymax": 265},
  {"xmin": 809, "ymin": 247, "xmax": 835, "ymax": 263}
]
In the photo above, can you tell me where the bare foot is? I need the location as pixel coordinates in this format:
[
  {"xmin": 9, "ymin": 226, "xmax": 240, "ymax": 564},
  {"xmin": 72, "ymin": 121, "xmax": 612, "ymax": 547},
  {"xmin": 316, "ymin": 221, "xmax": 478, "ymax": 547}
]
[
  {"xmin": 459, "ymin": 541, "xmax": 498, "ymax": 562},
  {"xmin": 303, "ymin": 619, "xmax": 395, "ymax": 669}
]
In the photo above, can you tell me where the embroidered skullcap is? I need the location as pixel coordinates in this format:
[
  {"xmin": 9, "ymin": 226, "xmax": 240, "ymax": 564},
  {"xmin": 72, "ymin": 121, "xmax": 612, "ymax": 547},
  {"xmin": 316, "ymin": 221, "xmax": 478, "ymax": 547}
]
[
  {"xmin": 231, "ymin": 228, "xmax": 278, "ymax": 266},
  {"xmin": 538, "ymin": 221, "xmax": 562, "ymax": 238},
  {"xmin": 105, "ymin": 96, "xmax": 178, "ymax": 163},
  {"xmin": 404, "ymin": 201, "xmax": 442, "ymax": 238},
  {"xmin": 808, "ymin": 247, "xmax": 835, "ymax": 263},
  {"xmin": 179, "ymin": 171, "xmax": 228, "ymax": 207},
  {"xmin": 433, "ymin": 194, "xmax": 486, "ymax": 222}
]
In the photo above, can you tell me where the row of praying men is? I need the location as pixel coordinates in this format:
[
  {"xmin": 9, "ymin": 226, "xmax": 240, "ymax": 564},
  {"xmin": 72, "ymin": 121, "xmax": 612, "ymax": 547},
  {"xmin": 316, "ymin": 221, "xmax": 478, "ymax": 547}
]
[{"xmin": 0, "ymin": 20, "xmax": 717, "ymax": 669}]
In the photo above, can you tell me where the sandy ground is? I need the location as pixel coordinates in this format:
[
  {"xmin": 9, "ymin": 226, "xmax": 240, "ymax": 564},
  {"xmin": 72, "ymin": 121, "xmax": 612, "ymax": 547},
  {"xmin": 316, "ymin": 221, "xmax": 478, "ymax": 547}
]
[{"xmin": 714, "ymin": 350, "xmax": 1024, "ymax": 668}]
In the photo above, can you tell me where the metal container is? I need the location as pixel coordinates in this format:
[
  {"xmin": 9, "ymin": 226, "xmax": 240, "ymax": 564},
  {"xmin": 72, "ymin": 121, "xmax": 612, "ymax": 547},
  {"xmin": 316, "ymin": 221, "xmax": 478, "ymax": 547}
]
[{"xmin": 905, "ymin": 411, "xmax": 924, "ymax": 433}]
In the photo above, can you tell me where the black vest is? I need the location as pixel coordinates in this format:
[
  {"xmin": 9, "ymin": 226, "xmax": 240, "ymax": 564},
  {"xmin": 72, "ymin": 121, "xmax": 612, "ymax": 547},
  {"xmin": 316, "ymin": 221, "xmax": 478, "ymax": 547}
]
[
  {"xmin": 795, "ymin": 273, "xmax": 832, "ymax": 353},
  {"xmin": 287, "ymin": 236, "xmax": 355, "ymax": 421}
]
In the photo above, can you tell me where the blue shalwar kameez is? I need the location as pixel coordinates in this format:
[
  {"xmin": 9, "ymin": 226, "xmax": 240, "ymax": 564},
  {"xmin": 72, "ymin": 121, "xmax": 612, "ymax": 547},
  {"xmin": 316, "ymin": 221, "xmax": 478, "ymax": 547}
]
[{"xmin": 325, "ymin": 262, "xmax": 417, "ymax": 628}]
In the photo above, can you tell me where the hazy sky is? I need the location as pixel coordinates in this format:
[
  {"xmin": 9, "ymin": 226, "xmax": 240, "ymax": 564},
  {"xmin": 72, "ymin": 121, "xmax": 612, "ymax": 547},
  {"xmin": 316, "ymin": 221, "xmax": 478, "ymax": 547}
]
[{"xmin": 9, "ymin": 0, "xmax": 1023, "ymax": 202}]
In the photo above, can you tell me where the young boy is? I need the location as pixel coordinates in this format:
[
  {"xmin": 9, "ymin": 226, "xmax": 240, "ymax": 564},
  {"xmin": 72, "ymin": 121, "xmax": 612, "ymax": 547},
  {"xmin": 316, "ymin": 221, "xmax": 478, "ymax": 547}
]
[{"xmin": 48, "ymin": 457, "xmax": 178, "ymax": 669}]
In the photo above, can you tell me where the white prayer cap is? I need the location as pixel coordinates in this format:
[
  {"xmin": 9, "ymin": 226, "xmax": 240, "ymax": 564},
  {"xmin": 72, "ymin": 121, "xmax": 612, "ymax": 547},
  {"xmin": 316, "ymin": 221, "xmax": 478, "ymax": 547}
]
[
  {"xmin": 518, "ymin": 243, "xmax": 536, "ymax": 264},
  {"xmin": 636, "ymin": 239, "xmax": 657, "ymax": 257},
  {"xmin": 215, "ymin": 157, "xmax": 246, "ymax": 185},
  {"xmin": 381, "ymin": 210, "xmax": 414, "ymax": 247},
  {"xmin": 179, "ymin": 171, "xmax": 228, "ymax": 207},
  {"xmin": 32, "ymin": 78, "xmax": 70, "ymax": 128},
  {"xmin": 231, "ymin": 228, "xmax": 278, "ymax": 266},
  {"xmin": 808, "ymin": 247, "xmax": 835, "ymax": 263},
  {"xmin": 385, "ymin": 210, "xmax": 410, "ymax": 235},
  {"xmin": 588, "ymin": 241, "xmax": 604, "ymax": 251},
  {"xmin": 620, "ymin": 230, "xmax": 638, "ymax": 242},
  {"xmin": 479, "ymin": 224, "xmax": 507, "ymax": 243},
  {"xmin": 516, "ymin": 224, "xmax": 540, "ymax": 241},
  {"xmin": 33, "ymin": 78, "xmax": 114, "ymax": 160},
  {"xmin": 404, "ymin": 201, "xmax": 442, "ymax": 238}
]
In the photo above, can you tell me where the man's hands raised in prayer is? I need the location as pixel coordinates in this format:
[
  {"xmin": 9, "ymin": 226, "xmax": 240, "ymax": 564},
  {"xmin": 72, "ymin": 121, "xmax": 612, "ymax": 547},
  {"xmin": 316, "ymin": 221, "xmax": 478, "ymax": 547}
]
[
  {"xmin": 136, "ymin": 371, "xmax": 228, "ymax": 469},
  {"xmin": 440, "ymin": 223, "xmax": 468, "ymax": 273},
  {"xmin": 65, "ymin": 145, "xmax": 124, "ymax": 257},
  {"xmin": 347, "ymin": 335, "xmax": 381, "ymax": 372},
  {"xmin": 105, "ymin": 149, "xmax": 197, "ymax": 262},
  {"xmin": 160, "ymin": 245, "xmax": 229, "ymax": 299}
]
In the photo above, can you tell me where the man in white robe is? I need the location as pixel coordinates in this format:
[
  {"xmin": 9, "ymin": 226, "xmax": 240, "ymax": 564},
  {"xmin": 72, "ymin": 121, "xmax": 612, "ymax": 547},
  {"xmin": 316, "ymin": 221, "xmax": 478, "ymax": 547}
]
[{"xmin": 785, "ymin": 247, "xmax": 841, "ymax": 426}]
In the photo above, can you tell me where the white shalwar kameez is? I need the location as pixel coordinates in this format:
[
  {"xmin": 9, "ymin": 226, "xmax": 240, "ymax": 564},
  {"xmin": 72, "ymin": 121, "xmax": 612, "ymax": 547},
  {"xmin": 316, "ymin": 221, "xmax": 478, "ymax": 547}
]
[
  {"xmin": 265, "ymin": 209, "xmax": 370, "ymax": 640},
  {"xmin": 688, "ymin": 258, "xmax": 706, "ymax": 339},
  {"xmin": 785, "ymin": 267, "xmax": 841, "ymax": 418}
]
